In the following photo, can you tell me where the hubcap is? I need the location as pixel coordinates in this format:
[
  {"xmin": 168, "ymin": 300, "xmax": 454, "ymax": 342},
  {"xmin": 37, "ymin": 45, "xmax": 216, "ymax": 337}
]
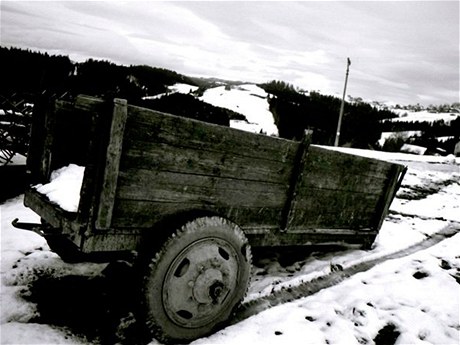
[{"xmin": 162, "ymin": 238, "xmax": 239, "ymax": 328}]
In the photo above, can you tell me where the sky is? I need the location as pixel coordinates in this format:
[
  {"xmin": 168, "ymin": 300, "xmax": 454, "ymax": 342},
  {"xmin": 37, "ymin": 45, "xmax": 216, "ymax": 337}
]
[{"xmin": 1, "ymin": 1, "xmax": 459, "ymax": 106}]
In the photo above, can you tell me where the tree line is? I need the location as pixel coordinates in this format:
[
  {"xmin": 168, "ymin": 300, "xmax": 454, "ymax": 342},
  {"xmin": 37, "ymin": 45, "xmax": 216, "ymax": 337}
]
[
  {"xmin": 0, "ymin": 46, "xmax": 236, "ymax": 126},
  {"xmin": 0, "ymin": 46, "xmax": 195, "ymax": 100},
  {"xmin": 259, "ymin": 80, "xmax": 459, "ymax": 153},
  {"xmin": 259, "ymin": 80, "xmax": 398, "ymax": 148}
]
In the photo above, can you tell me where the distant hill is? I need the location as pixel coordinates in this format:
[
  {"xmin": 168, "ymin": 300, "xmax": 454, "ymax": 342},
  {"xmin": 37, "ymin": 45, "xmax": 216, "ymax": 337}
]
[{"xmin": 1, "ymin": 46, "xmax": 459, "ymax": 154}]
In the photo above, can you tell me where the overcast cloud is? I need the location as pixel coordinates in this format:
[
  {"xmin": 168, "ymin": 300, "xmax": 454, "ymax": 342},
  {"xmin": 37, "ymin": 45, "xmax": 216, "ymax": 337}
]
[{"xmin": 1, "ymin": 1, "xmax": 458, "ymax": 105}]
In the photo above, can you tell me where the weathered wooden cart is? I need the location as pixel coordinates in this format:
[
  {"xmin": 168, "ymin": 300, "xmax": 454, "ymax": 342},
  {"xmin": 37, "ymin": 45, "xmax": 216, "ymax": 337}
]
[{"xmin": 14, "ymin": 95, "xmax": 406, "ymax": 343}]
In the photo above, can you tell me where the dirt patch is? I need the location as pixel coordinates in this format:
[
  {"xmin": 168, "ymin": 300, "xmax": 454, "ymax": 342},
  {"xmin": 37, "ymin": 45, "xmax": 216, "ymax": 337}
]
[
  {"xmin": 398, "ymin": 178, "xmax": 459, "ymax": 200},
  {"xmin": 373, "ymin": 323, "xmax": 400, "ymax": 345}
]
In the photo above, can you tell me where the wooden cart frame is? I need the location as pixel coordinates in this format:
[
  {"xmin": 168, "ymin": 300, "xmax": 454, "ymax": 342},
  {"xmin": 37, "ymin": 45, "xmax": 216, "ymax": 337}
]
[{"xmin": 17, "ymin": 95, "xmax": 406, "ymax": 261}]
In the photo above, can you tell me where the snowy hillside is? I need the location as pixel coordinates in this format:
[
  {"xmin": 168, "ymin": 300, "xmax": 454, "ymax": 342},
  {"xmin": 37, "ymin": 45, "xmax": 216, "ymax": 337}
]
[
  {"xmin": 142, "ymin": 83, "xmax": 199, "ymax": 100},
  {"xmin": 389, "ymin": 109, "xmax": 459, "ymax": 124},
  {"xmin": 199, "ymin": 84, "xmax": 278, "ymax": 136},
  {"xmin": 142, "ymin": 82, "xmax": 278, "ymax": 136},
  {"xmin": 1, "ymin": 152, "xmax": 459, "ymax": 344}
]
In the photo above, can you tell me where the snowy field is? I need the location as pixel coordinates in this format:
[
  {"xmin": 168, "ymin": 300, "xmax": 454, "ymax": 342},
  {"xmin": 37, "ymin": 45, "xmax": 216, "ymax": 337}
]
[
  {"xmin": 389, "ymin": 109, "xmax": 459, "ymax": 124},
  {"xmin": 1, "ymin": 149, "xmax": 459, "ymax": 344}
]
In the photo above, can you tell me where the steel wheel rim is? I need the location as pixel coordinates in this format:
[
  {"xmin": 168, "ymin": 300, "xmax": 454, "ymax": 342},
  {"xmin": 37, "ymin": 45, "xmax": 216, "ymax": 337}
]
[{"xmin": 162, "ymin": 237, "xmax": 240, "ymax": 328}]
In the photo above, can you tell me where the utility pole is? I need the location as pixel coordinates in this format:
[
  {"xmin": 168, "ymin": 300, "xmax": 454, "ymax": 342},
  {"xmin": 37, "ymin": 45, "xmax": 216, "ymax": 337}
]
[{"xmin": 334, "ymin": 57, "xmax": 351, "ymax": 147}]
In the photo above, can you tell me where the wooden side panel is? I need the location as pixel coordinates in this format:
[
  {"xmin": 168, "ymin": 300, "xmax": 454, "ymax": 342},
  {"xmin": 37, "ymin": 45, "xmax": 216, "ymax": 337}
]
[
  {"xmin": 110, "ymin": 105, "xmax": 298, "ymax": 230},
  {"xmin": 287, "ymin": 145, "xmax": 395, "ymax": 230},
  {"xmin": 26, "ymin": 95, "xmax": 107, "ymax": 234}
]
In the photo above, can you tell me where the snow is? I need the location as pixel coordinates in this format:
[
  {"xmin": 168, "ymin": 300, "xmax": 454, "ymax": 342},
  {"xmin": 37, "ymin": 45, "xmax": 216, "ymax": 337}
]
[
  {"xmin": 3, "ymin": 154, "xmax": 27, "ymax": 166},
  {"xmin": 389, "ymin": 109, "xmax": 459, "ymax": 124},
  {"xmin": 320, "ymin": 145, "xmax": 460, "ymax": 165},
  {"xmin": 142, "ymin": 82, "xmax": 279, "ymax": 136},
  {"xmin": 143, "ymin": 83, "xmax": 198, "ymax": 100},
  {"xmin": 400, "ymin": 143, "xmax": 427, "ymax": 155},
  {"xmin": 379, "ymin": 130, "xmax": 423, "ymax": 144},
  {"xmin": 1, "ymin": 155, "xmax": 460, "ymax": 343},
  {"xmin": 33, "ymin": 164, "xmax": 85, "ymax": 213},
  {"xmin": 200, "ymin": 84, "xmax": 279, "ymax": 136},
  {"xmin": 195, "ymin": 234, "xmax": 460, "ymax": 345}
]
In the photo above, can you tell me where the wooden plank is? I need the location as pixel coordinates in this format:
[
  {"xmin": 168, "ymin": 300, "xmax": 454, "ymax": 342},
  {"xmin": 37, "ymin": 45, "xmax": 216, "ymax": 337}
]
[
  {"xmin": 373, "ymin": 164, "xmax": 407, "ymax": 230},
  {"xmin": 287, "ymin": 189, "xmax": 380, "ymax": 229},
  {"xmin": 116, "ymin": 169, "xmax": 287, "ymax": 208},
  {"xmin": 96, "ymin": 98, "xmax": 128, "ymax": 230},
  {"xmin": 286, "ymin": 143, "xmax": 395, "ymax": 231},
  {"xmin": 82, "ymin": 233, "xmax": 142, "ymax": 253},
  {"xmin": 281, "ymin": 130, "xmax": 312, "ymax": 230},
  {"xmin": 120, "ymin": 141, "xmax": 293, "ymax": 185},
  {"xmin": 247, "ymin": 228, "xmax": 378, "ymax": 247},
  {"xmin": 25, "ymin": 96, "xmax": 49, "ymax": 183},
  {"xmin": 306, "ymin": 146, "xmax": 394, "ymax": 179},
  {"xmin": 24, "ymin": 189, "xmax": 77, "ymax": 229},
  {"xmin": 110, "ymin": 199, "xmax": 283, "ymax": 229},
  {"xmin": 125, "ymin": 105, "xmax": 298, "ymax": 163},
  {"xmin": 55, "ymin": 95, "xmax": 105, "ymax": 113},
  {"xmin": 77, "ymin": 102, "xmax": 107, "ymax": 224},
  {"xmin": 40, "ymin": 98, "xmax": 56, "ymax": 181},
  {"xmin": 300, "ymin": 173, "xmax": 387, "ymax": 194}
]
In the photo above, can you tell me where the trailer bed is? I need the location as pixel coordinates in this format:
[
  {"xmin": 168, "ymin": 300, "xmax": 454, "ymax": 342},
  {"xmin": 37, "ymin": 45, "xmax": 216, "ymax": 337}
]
[{"xmin": 22, "ymin": 95, "xmax": 406, "ymax": 260}]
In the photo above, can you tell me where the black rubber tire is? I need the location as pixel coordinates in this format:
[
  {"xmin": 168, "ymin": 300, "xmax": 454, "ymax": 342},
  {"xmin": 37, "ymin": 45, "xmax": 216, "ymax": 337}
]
[{"xmin": 140, "ymin": 216, "xmax": 252, "ymax": 344}]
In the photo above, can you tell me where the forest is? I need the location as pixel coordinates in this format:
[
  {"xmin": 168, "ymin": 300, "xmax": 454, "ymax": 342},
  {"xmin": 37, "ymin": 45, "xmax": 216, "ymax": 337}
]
[
  {"xmin": 259, "ymin": 80, "xmax": 399, "ymax": 148},
  {"xmin": 258, "ymin": 80, "xmax": 459, "ymax": 152}
]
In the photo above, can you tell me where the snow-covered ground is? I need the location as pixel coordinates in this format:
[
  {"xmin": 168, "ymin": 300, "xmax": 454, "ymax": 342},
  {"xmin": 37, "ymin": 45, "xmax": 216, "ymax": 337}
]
[{"xmin": 1, "ymin": 149, "xmax": 459, "ymax": 344}]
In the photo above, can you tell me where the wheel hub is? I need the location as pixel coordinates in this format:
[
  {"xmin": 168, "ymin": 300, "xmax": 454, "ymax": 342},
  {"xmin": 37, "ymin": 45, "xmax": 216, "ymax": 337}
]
[
  {"xmin": 193, "ymin": 268, "xmax": 225, "ymax": 304},
  {"xmin": 162, "ymin": 238, "xmax": 239, "ymax": 328}
]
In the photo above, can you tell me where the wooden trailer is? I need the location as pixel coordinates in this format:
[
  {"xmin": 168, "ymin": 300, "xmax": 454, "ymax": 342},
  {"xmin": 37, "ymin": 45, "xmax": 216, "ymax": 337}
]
[{"xmin": 14, "ymin": 95, "xmax": 406, "ymax": 343}]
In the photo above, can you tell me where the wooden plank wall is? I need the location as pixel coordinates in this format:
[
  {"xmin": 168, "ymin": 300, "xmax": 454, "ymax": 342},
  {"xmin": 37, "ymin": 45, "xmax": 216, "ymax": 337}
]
[
  {"xmin": 111, "ymin": 105, "xmax": 298, "ymax": 230},
  {"xmin": 286, "ymin": 145, "xmax": 394, "ymax": 231}
]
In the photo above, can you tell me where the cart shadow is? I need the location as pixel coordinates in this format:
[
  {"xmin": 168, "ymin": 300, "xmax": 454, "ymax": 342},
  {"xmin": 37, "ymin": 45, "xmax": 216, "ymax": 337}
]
[
  {"xmin": 26, "ymin": 262, "xmax": 147, "ymax": 344},
  {"xmin": 25, "ymin": 245, "xmax": 350, "ymax": 344}
]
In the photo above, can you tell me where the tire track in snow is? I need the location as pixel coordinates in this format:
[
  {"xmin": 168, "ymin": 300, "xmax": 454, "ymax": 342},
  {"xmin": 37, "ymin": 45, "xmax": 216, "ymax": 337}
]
[{"xmin": 231, "ymin": 221, "xmax": 460, "ymax": 324}]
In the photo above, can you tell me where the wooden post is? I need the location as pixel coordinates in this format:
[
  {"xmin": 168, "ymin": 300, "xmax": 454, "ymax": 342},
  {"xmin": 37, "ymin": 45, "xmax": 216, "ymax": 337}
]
[
  {"xmin": 26, "ymin": 95, "xmax": 55, "ymax": 183},
  {"xmin": 373, "ymin": 165, "xmax": 407, "ymax": 231},
  {"xmin": 96, "ymin": 98, "xmax": 128, "ymax": 230},
  {"xmin": 281, "ymin": 129, "xmax": 313, "ymax": 231},
  {"xmin": 334, "ymin": 58, "xmax": 351, "ymax": 147}
]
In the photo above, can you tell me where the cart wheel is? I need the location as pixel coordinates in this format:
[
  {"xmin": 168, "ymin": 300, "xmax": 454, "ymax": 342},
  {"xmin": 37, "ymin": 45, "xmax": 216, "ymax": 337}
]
[{"xmin": 140, "ymin": 216, "xmax": 252, "ymax": 343}]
